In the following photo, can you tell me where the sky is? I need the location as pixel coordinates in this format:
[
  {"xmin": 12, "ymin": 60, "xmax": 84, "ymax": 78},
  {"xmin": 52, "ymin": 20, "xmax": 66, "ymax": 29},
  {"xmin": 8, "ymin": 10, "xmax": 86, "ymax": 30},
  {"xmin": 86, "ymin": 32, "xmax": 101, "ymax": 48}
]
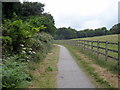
[{"xmin": 22, "ymin": 0, "xmax": 119, "ymax": 31}]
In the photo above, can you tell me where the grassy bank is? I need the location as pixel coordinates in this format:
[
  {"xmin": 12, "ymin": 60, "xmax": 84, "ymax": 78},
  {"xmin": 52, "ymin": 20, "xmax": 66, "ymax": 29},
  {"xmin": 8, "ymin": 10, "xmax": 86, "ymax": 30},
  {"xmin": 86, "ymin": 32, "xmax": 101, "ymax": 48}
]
[
  {"xmin": 28, "ymin": 45, "xmax": 59, "ymax": 88},
  {"xmin": 62, "ymin": 44, "xmax": 118, "ymax": 88}
]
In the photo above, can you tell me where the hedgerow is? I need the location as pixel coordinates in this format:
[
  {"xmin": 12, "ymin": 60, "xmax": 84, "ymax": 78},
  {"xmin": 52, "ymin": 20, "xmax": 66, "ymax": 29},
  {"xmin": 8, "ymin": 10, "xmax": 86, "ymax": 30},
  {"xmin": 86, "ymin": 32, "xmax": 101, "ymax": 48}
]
[{"xmin": 2, "ymin": 16, "xmax": 54, "ymax": 88}]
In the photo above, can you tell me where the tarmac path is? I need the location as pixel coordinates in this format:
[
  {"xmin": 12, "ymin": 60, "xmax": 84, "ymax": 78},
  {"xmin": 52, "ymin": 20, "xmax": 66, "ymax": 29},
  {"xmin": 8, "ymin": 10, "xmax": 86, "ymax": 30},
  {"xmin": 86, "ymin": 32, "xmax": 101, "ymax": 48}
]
[{"xmin": 57, "ymin": 45, "xmax": 95, "ymax": 88}]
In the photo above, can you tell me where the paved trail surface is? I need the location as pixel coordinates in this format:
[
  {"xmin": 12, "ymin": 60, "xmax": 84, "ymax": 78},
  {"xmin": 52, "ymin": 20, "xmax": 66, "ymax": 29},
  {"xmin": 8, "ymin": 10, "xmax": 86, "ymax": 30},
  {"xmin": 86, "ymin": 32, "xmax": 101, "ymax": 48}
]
[{"xmin": 57, "ymin": 45, "xmax": 95, "ymax": 88}]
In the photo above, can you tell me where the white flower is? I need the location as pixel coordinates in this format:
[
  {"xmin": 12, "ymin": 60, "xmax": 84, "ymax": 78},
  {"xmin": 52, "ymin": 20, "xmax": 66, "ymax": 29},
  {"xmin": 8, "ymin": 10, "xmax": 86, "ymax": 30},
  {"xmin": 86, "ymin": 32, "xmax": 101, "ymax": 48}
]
[
  {"xmin": 32, "ymin": 51, "xmax": 36, "ymax": 54},
  {"xmin": 20, "ymin": 44, "xmax": 24, "ymax": 47},
  {"xmin": 28, "ymin": 51, "xmax": 31, "ymax": 53},
  {"xmin": 27, "ymin": 60, "xmax": 30, "ymax": 62},
  {"xmin": 22, "ymin": 51, "xmax": 26, "ymax": 54},
  {"xmin": 22, "ymin": 48, "xmax": 26, "ymax": 50},
  {"xmin": 29, "ymin": 48, "xmax": 32, "ymax": 50},
  {"xmin": 26, "ymin": 56, "xmax": 29, "ymax": 59}
]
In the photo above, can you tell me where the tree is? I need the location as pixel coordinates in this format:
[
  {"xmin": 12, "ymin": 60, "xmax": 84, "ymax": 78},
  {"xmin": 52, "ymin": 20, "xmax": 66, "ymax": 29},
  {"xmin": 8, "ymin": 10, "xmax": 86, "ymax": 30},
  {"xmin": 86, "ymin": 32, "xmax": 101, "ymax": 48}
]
[
  {"xmin": 2, "ymin": 2, "xmax": 45, "ymax": 19},
  {"xmin": 55, "ymin": 27, "xmax": 77, "ymax": 40},
  {"xmin": 110, "ymin": 23, "xmax": 120, "ymax": 34},
  {"xmin": 2, "ymin": 2, "xmax": 56, "ymax": 36}
]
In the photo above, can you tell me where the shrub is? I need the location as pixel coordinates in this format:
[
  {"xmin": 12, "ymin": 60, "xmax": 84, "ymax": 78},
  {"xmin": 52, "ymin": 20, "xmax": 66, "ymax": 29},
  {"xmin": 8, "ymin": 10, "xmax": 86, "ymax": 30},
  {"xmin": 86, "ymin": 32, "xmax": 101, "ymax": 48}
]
[
  {"xmin": 2, "ymin": 15, "xmax": 54, "ymax": 88},
  {"xmin": 2, "ymin": 36, "xmax": 13, "ymax": 57},
  {"xmin": 30, "ymin": 32, "xmax": 53, "ymax": 62},
  {"xmin": 2, "ymin": 18, "xmax": 46, "ymax": 55},
  {"xmin": 2, "ymin": 55, "xmax": 32, "ymax": 88}
]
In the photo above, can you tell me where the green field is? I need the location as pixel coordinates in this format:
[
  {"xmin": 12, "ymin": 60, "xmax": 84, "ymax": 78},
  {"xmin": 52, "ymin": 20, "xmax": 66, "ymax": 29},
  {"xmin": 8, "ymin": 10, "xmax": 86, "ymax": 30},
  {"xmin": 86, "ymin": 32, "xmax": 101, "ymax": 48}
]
[
  {"xmin": 57, "ymin": 34, "xmax": 119, "ymax": 60},
  {"xmin": 56, "ymin": 34, "xmax": 119, "ymax": 87},
  {"xmin": 73, "ymin": 34, "xmax": 119, "ymax": 43},
  {"xmin": 57, "ymin": 34, "xmax": 119, "ymax": 74},
  {"xmin": 56, "ymin": 34, "xmax": 119, "ymax": 73},
  {"xmin": 71, "ymin": 34, "xmax": 119, "ymax": 60}
]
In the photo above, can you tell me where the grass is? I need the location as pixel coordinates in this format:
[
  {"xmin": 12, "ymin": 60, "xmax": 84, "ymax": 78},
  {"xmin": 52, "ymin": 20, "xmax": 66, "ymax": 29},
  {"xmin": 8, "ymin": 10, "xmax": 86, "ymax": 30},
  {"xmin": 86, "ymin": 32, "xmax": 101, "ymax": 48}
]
[
  {"xmin": 56, "ymin": 34, "xmax": 119, "ymax": 73},
  {"xmin": 62, "ymin": 44, "xmax": 118, "ymax": 88},
  {"xmin": 72, "ymin": 34, "xmax": 119, "ymax": 60},
  {"xmin": 28, "ymin": 45, "xmax": 59, "ymax": 88},
  {"xmin": 55, "ymin": 34, "xmax": 119, "ymax": 88},
  {"xmin": 73, "ymin": 34, "xmax": 119, "ymax": 43},
  {"xmin": 57, "ymin": 34, "xmax": 119, "ymax": 63}
]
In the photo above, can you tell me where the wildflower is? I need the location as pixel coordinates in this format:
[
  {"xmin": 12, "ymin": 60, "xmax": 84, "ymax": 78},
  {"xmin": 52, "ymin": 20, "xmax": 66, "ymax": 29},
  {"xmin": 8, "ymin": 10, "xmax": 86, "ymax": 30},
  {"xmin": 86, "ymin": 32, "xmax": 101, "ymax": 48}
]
[
  {"xmin": 28, "ymin": 51, "xmax": 32, "ymax": 54},
  {"xmin": 26, "ymin": 56, "xmax": 29, "ymax": 59},
  {"xmin": 22, "ymin": 51, "xmax": 26, "ymax": 54},
  {"xmin": 20, "ymin": 44, "xmax": 24, "ymax": 47},
  {"xmin": 22, "ymin": 48, "xmax": 26, "ymax": 50},
  {"xmin": 32, "ymin": 51, "xmax": 36, "ymax": 54},
  {"xmin": 27, "ymin": 60, "xmax": 30, "ymax": 62},
  {"xmin": 29, "ymin": 48, "xmax": 32, "ymax": 50}
]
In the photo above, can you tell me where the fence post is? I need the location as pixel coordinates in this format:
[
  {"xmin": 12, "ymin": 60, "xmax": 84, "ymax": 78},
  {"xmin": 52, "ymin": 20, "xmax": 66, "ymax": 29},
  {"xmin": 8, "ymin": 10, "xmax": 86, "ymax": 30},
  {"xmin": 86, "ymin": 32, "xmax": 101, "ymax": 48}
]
[
  {"xmin": 97, "ymin": 41, "xmax": 99, "ymax": 59},
  {"xmin": 84, "ymin": 40, "xmax": 85, "ymax": 50},
  {"xmin": 78, "ymin": 40, "xmax": 79, "ymax": 47},
  {"xmin": 87, "ymin": 40, "xmax": 88, "ymax": 49},
  {"xmin": 87, "ymin": 40, "xmax": 89, "ymax": 49},
  {"xmin": 105, "ymin": 41, "xmax": 108, "ymax": 61},
  {"xmin": 91, "ymin": 41, "xmax": 93, "ymax": 52},
  {"xmin": 77, "ymin": 40, "xmax": 79, "ymax": 47},
  {"xmin": 76, "ymin": 40, "xmax": 77, "ymax": 46},
  {"xmin": 79, "ymin": 40, "xmax": 81, "ymax": 47}
]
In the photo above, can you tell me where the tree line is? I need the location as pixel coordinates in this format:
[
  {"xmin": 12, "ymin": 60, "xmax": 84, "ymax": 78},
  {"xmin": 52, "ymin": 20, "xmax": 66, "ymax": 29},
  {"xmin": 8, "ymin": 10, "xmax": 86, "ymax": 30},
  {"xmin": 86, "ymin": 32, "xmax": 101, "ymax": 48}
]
[{"xmin": 55, "ymin": 23, "xmax": 120, "ymax": 40}]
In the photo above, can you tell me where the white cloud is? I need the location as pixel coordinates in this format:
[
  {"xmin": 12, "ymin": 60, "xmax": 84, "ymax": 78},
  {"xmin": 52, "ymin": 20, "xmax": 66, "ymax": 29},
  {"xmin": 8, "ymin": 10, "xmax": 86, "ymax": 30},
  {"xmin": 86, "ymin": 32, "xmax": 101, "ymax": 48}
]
[{"xmin": 23, "ymin": 0, "xmax": 119, "ymax": 30}]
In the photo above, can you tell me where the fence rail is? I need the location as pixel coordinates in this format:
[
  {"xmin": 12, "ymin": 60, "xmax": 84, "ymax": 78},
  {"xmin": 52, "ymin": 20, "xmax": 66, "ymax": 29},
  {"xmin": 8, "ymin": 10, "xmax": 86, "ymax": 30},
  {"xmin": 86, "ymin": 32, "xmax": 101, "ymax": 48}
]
[{"xmin": 55, "ymin": 40, "xmax": 119, "ymax": 61}]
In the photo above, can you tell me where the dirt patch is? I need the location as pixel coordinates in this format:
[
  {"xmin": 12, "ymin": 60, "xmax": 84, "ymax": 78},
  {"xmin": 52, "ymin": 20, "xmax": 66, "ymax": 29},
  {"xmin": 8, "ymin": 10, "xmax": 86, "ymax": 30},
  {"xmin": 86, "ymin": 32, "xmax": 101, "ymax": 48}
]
[{"xmin": 77, "ymin": 52, "xmax": 118, "ymax": 88}]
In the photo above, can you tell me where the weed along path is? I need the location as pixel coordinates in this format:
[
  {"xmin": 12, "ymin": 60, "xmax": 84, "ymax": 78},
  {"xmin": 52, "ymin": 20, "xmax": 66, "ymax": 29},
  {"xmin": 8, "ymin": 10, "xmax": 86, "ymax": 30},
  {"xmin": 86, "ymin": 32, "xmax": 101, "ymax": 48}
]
[{"xmin": 57, "ymin": 45, "xmax": 95, "ymax": 88}]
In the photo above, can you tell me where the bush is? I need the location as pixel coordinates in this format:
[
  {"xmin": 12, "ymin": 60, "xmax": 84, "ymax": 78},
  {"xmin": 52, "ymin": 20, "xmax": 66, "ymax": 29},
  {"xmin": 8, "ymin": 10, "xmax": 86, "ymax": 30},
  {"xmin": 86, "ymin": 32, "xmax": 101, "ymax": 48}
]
[
  {"xmin": 2, "ymin": 18, "xmax": 47, "ymax": 55},
  {"xmin": 2, "ymin": 36, "xmax": 13, "ymax": 57},
  {"xmin": 2, "ymin": 14, "xmax": 54, "ymax": 88},
  {"xmin": 30, "ymin": 32, "xmax": 53, "ymax": 62},
  {"xmin": 2, "ymin": 55, "xmax": 32, "ymax": 88}
]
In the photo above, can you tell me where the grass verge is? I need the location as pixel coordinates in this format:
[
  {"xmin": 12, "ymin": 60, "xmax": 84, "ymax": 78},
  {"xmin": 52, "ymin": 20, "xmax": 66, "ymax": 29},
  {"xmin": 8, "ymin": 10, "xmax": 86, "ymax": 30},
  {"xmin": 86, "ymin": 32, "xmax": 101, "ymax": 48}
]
[
  {"xmin": 62, "ymin": 44, "xmax": 118, "ymax": 88},
  {"xmin": 28, "ymin": 45, "xmax": 60, "ymax": 88}
]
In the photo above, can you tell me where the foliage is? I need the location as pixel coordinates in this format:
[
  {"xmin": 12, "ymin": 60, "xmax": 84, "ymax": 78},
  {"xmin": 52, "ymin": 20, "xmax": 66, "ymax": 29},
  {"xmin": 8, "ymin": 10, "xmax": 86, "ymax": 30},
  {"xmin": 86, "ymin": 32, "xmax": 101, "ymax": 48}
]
[
  {"xmin": 2, "ymin": 19, "xmax": 39, "ymax": 54},
  {"xmin": 77, "ymin": 27, "xmax": 107, "ymax": 38},
  {"xmin": 2, "ymin": 2, "xmax": 44, "ymax": 19},
  {"xmin": 2, "ymin": 2, "xmax": 56, "ymax": 36},
  {"xmin": 2, "ymin": 36, "xmax": 13, "ymax": 57},
  {"xmin": 27, "ymin": 16, "xmax": 56, "ymax": 36},
  {"xmin": 55, "ymin": 27, "xmax": 77, "ymax": 40},
  {"xmin": 2, "ymin": 14, "xmax": 55, "ymax": 56},
  {"xmin": 2, "ymin": 2, "xmax": 55, "ymax": 88},
  {"xmin": 46, "ymin": 66, "xmax": 53, "ymax": 71},
  {"xmin": 55, "ymin": 24, "xmax": 120, "ymax": 40},
  {"xmin": 2, "ymin": 32, "xmax": 53, "ymax": 88},
  {"xmin": 30, "ymin": 33, "xmax": 53, "ymax": 62},
  {"xmin": 110, "ymin": 23, "xmax": 120, "ymax": 34},
  {"xmin": 2, "ymin": 55, "xmax": 32, "ymax": 88}
]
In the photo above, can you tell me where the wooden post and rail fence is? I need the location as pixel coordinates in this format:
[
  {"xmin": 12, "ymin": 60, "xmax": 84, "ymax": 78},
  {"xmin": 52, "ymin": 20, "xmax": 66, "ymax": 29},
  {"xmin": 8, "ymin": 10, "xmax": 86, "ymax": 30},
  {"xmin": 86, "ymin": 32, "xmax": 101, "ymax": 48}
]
[{"xmin": 55, "ymin": 40, "xmax": 120, "ymax": 62}]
